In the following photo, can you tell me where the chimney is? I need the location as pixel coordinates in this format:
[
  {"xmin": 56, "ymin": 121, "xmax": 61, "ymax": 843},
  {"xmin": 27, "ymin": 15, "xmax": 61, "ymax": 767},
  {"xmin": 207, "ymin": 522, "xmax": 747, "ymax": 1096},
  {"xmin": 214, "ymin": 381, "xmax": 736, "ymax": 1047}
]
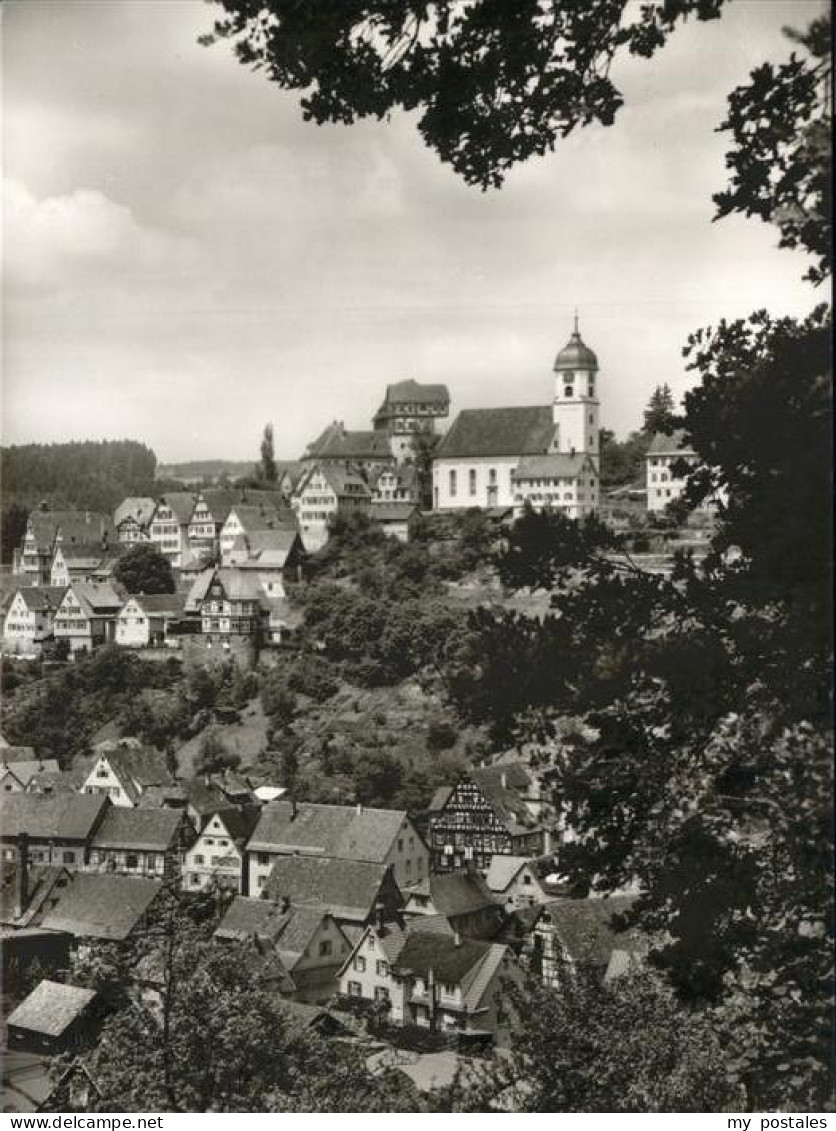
[
  {"xmin": 453, "ymin": 930, "xmax": 461, "ymax": 947},
  {"xmin": 15, "ymin": 832, "xmax": 30, "ymax": 919},
  {"xmin": 375, "ymin": 900, "xmax": 386, "ymax": 935}
]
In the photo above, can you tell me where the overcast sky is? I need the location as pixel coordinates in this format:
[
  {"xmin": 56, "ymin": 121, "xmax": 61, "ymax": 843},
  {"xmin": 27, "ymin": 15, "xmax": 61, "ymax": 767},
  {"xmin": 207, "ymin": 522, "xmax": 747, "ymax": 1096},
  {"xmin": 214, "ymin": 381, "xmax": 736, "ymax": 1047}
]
[{"xmin": 2, "ymin": 0, "xmax": 823, "ymax": 463}]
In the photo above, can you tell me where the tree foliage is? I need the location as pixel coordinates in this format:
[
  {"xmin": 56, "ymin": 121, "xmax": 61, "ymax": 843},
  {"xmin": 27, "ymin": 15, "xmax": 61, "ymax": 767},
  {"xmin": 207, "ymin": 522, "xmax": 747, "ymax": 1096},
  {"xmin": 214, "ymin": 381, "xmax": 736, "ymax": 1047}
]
[
  {"xmin": 1, "ymin": 440, "xmax": 157, "ymax": 513},
  {"xmin": 112, "ymin": 543, "xmax": 176, "ymax": 595},
  {"xmin": 201, "ymin": 0, "xmax": 727, "ymax": 189},
  {"xmin": 260, "ymin": 422, "xmax": 277, "ymax": 483}
]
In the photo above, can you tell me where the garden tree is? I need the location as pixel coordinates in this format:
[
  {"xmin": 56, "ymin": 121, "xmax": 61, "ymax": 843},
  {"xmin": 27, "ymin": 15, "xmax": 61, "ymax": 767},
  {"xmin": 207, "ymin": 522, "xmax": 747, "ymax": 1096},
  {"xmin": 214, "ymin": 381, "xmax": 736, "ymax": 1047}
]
[
  {"xmin": 454, "ymin": 972, "xmax": 741, "ymax": 1112},
  {"xmin": 259, "ymin": 421, "xmax": 277, "ymax": 483},
  {"xmin": 426, "ymin": 719, "xmax": 457, "ymax": 754},
  {"xmin": 1, "ymin": 502, "xmax": 28, "ymax": 564},
  {"xmin": 194, "ymin": 727, "xmax": 241, "ymax": 777},
  {"xmin": 200, "ymin": 0, "xmax": 728, "ymax": 189},
  {"xmin": 112, "ymin": 543, "xmax": 176, "ymax": 595},
  {"xmin": 598, "ymin": 428, "xmax": 646, "ymax": 488},
  {"xmin": 642, "ymin": 383, "xmax": 677, "ymax": 434},
  {"xmin": 408, "ymin": 424, "xmax": 439, "ymax": 509},
  {"xmin": 260, "ymin": 670, "xmax": 298, "ymax": 726},
  {"xmin": 353, "ymin": 749, "xmax": 405, "ymax": 807}
]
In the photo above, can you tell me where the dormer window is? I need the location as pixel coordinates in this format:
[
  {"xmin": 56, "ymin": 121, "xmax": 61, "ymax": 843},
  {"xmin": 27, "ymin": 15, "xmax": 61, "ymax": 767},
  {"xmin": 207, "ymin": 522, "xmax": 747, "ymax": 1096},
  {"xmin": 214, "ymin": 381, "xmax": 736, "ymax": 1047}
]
[{"xmin": 564, "ymin": 385, "xmax": 573, "ymax": 398}]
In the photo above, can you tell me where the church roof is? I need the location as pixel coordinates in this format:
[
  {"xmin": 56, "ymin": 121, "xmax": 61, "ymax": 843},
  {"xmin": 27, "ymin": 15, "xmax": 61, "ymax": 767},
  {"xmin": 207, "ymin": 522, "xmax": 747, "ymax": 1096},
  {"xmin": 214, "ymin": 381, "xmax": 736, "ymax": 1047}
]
[
  {"xmin": 554, "ymin": 322, "xmax": 599, "ymax": 372},
  {"xmin": 513, "ymin": 453, "xmax": 595, "ymax": 480},
  {"xmin": 435, "ymin": 406, "xmax": 555, "ymax": 459},
  {"xmin": 304, "ymin": 422, "xmax": 392, "ymax": 462}
]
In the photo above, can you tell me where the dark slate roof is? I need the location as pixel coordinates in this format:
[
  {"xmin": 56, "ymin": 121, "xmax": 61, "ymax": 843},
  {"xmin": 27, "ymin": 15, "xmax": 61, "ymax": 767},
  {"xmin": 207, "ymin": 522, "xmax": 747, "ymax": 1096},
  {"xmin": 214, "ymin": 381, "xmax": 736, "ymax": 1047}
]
[
  {"xmin": 66, "ymin": 581, "xmax": 125, "ymax": 616},
  {"xmin": 209, "ymin": 807, "xmax": 260, "ymax": 845},
  {"xmin": 90, "ymin": 807, "xmax": 184, "ymax": 852},
  {"xmin": 424, "ymin": 871, "xmax": 498, "ymax": 917},
  {"xmin": 262, "ymin": 856, "xmax": 395, "ymax": 922},
  {"xmin": 540, "ymin": 897, "xmax": 638, "ymax": 967},
  {"xmin": 29, "ymin": 511, "xmax": 115, "ymax": 552},
  {"xmin": 129, "ymin": 593, "xmax": 186, "ymax": 615},
  {"xmin": 215, "ymin": 897, "xmax": 334, "ymax": 964},
  {"xmin": 470, "ymin": 762, "xmax": 539, "ymax": 836},
  {"xmin": 0, "ymin": 759, "xmax": 60, "ymax": 788},
  {"xmin": 40, "ymin": 874, "xmax": 162, "ymax": 940},
  {"xmin": 11, "ymin": 587, "xmax": 67, "ymax": 613},
  {"xmin": 647, "ymin": 429, "xmax": 692, "ymax": 456},
  {"xmin": 435, "ymin": 406, "xmax": 555, "ymax": 459},
  {"xmin": 393, "ymin": 931, "xmax": 492, "ymax": 984},
  {"xmin": 180, "ymin": 778, "xmax": 229, "ymax": 819},
  {"xmin": 196, "ymin": 490, "xmax": 240, "ymax": 525},
  {"xmin": 114, "ymin": 497, "xmax": 156, "ymax": 528},
  {"xmin": 103, "ymin": 745, "xmax": 174, "ymax": 789},
  {"xmin": 370, "ymin": 502, "xmax": 420, "ymax": 522},
  {"xmin": 248, "ymin": 801, "xmax": 407, "ymax": 862},
  {"xmin": 7, "ymin": 981, "xmax": 97, "ymax": 1037},
  {"xmin": 380, "ymin": 380, "xmax": 450, "ymax": 406},
  {"xmin": 155, "ymin": 493, "xmax": 197, "ymax": 524},
  {"xmin": 0, "ymin": 793, "xmax": 109, "ymax": 842},
  {"xmin": 304, "ymin": 423, "xmax": 393, "ymax": 462}
]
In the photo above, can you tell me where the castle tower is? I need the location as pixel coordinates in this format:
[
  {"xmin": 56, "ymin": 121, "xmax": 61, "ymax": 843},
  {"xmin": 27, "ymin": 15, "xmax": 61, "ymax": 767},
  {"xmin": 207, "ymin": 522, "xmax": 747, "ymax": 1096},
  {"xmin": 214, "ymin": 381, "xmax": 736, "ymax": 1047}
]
[{"xmin": 552, "ymin": 312, "xmax": 600, "ymax": 472}]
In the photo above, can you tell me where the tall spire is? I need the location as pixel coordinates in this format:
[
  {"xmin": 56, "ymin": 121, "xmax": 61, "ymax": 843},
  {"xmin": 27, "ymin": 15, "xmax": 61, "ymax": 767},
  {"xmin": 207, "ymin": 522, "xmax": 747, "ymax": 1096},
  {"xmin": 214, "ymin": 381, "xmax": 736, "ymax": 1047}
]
[{"xmin": 573, "ymin": 307, "xmax": 579, "ymax": 335}]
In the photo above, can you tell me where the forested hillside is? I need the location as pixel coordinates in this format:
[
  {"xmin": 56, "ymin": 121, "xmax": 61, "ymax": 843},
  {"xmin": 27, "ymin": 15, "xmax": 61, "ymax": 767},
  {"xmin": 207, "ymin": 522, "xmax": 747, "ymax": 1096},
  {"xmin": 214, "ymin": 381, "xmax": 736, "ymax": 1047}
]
[{"xmin": 1, "ymin": 440, "xmax": 157, "ymax": 512}]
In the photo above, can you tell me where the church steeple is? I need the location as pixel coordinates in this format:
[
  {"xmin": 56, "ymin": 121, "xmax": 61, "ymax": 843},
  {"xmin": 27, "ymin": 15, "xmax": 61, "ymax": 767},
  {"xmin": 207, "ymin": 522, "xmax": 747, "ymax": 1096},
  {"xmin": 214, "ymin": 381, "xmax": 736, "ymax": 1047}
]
[{"xmin": 552, "ymin": 314, "xmax": 600, "ymax": 472}]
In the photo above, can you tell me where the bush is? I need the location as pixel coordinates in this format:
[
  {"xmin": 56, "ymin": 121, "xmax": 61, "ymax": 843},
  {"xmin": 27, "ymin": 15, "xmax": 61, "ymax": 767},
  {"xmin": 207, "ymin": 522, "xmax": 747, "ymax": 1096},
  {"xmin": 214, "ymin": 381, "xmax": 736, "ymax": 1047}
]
[
  {"xmin": 286, "ymin": 654, "xmax": 339, "ymax": 702},
  {"xmin": 426, "ymin": 720, "xmax": 457, "ymax": 753}
]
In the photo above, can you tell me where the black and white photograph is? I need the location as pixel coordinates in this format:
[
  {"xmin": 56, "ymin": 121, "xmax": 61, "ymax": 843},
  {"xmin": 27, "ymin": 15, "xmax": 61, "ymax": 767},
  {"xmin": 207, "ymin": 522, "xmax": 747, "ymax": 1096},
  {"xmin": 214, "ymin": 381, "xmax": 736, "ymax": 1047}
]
[{"xmin": 0, "ymin": 0, "xmax": 832, "ymax": 1117}]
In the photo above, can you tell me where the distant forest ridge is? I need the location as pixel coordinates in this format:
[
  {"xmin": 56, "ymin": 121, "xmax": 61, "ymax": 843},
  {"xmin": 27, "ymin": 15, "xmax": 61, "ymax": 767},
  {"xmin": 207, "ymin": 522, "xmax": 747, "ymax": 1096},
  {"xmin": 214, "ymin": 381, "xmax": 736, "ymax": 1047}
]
[
  {"xmin": 156, "ymin": 459, "xmax": 258, "ymax": 482},
  {"xmin": 1, "ymin": 440, "xmax": 158, "ymax": 515}
]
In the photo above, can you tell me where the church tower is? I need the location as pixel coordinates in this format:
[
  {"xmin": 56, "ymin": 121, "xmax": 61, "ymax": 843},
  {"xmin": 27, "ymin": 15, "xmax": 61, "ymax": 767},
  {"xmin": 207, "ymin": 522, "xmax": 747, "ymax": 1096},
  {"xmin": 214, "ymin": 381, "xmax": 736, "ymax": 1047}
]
[{"xmin": 552, "ymin": 313, "xmax": 600, "ymax": 472}]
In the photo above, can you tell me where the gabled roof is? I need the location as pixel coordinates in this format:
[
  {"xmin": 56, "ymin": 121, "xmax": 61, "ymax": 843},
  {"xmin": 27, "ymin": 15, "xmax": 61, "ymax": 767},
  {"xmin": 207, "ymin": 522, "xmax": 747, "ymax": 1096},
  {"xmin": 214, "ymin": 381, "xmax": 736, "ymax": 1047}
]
[
  {"xmin": 538, "ymin": 897, "xmax": 638, "ymax": 967},
  {"xmin": 0, "ymin": 759, "xmax": 60, "ymax": 789},
  {"xmin": 435, "ymin": 406, "xmax": 555, "ymax": 459},
  {"xmin": 100, "ymin": 744, "xmax": 174, "ymax": 789},
  {"xmin": 63, "ymin": 581, "xmax": 124, "ymax": 617},
  {"xmin": 7, "ymin": 981, "xmax": 97, "ymax": 1037},
  {"xmin": 194, "ymin": 490, "xmax": 241, "ymax": 526},
  {"xmin": 154, "ymin": 493, "xmax": 197, "ymax": 524},
  {"xmin": 370, "ymin": 502, "xmax": 420, "ymax": 523},
  {"xmin": 114, "ymin": 497, "xmax": 157, "ymax": 528},
  {"xmin": 420, "ymin": 871, "xmax": 498, "ymax": 917},
  {"xmin": 297, "ymin": 463, "xmax": 372, "ymax": 499},
  {"xmin": 40, "ymin": 874, "xmax": 162, "ymax": 940},
  {"xmin": 262, "ymin": 856, "xmax": 398, "ymax": 922},
  {"xmin": 7, "ymin": 586, "xmax": 67, "ymax": 613},
  {"xmin": 123, "ymin": 592, "xmax": 185, "ymax": 615},
  {"xmin": 393, "ymin": 931, "xmax": 492, "ymax": 985},
  {"xmin": 215, "ymin": 898, "xmax": 339, "ymax": 966},
  {"xmin": 470, "ymin": 762, "xmax": 539, "ymax": 836},
  {"xmin": 204, "ymin": 807, "xmax": 260, "ymax": 845},
  {"xmin": 26, "ymin": 767, "xmax": 87, "ymax": 796},
  {"xmin": 179, "ymin": 778, "xmax": 229, "ymax": 819},
  {"xmin": 0, "ymin": 793, "xmax": 109, "ymax": 842},
  {"xmin": 225, "ymin": 501, "xmax": 298, "ymax": 534},
  {"xmin": 304, "ymin": 422, "xmax": 393, "ymax": 462},
  {"xmin": 513, "ymin": 453, "xmax": 595, "ymax": 480},
  {"xmin": 230, "ymin": 527, "xmax": 300, "ymax": 564},
  {"xmin": 0, "ymin": 863, "xmax": 74, "ymax": 927},
  {"xmin": 28, "ymin": 511, "xmax": 115, "ymax": 552},
  {"xmin": 485, "ymin": 855, "xmax": 538, "ymax": 893},
  {"xmin": 90, "ymin": 806, "xmax": 185, "ymax": 852},
  {"xmin": 378, "ymin": 380, "xmax": 450, "ymax": 408},
  {"xmin": 247, "ymin": 800, "xmax": 408, "ymax": 863},
  {"xmin": 647, "ymin": 429, "xmax": 692, "ymax": 457}
]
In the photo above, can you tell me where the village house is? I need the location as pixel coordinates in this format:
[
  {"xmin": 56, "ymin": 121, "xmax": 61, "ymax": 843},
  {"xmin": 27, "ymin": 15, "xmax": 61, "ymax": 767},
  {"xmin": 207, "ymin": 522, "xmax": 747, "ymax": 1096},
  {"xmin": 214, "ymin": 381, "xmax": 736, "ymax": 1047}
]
[
  {"xmin": 338, "ymin": 920, "xmax": 520, "ymax": 1041},
  {"xmin": 0, "ymin": 859, "xmax": 75, "ymax": 931},
  {"xmin": 301, "ymin": 420, "xmax": 395, "ymax": 475},
  {"xmin": 404, "ymin": 871, "xmax": 504, "ymax": 940},
  {"xmin": 218, "ymin": 497, "xmax": 297, "ymax": 561},
  {"xmin": 261, "ymin": 856, "xmax": 405, "ymax": 936},
  {"xmin": 644, "ymin": 429, "xmax": 724, "ymax": 515},
  {"xmin": 215, "ymin": 897, "xmax": 353, "ymax": 1003},
  {"xmin": 187, "ymin": 489, "xmax": 240, "ymax": 559},
  {"xmin": 80, "ymin": 742, "xmax": 174, "ymax": 808},
  {"xmin": 114, "ymin": 497, "xmax": 156, "ymax": 545},
  {"xmin": 49, "ymin": 540, "xmax": 123, "ymax": 588},
  {"xmin": 2, "ymin": 586, "xmax": 66, "ymax": 655},
  {"xmin": 115, "ymin": 592, "xmax": 185, "ymax": 648},
  {"xmin": 369, "ymin": 502, "xmax": 422, "ymax": 543},
  {"xmin": 293, "ymin": 464, "xmax": 372, "ymax": 551},
  {"xmin": 224, "ymin": 528, "xmax": 304, "ymax": 602},
  {"xmin": 148, "ymin": 493, "xmax": 196, "ymax": 567},
  {"xmin": 38, "ymin": 873, "xmax": 163, "ymax": 948},
  {"xmin": 182, "ymin": 808, "xmax": 259, "ymax": 893},
  {"xmin": 427, "ymin": 762, "xmax": 549, "ymax": 873},
  {"xmin": 186, "ymin": 566, "xmax": 266, "ymax": 641},
  {"xmin": 369, "ymin": 464, "xmax": 419, "ymax": 504},
  {"xmin": 246, "ymin": 800, "xmax": 428, "ymax": 893},
  {"xmin": 485, "ymin": 855, "xmax": 562, "ymax": 910},
  {"xmin": 52, "ymin": 581, "xmax": 125, "ymax": 655},
  {"xmin": 1, "ymin": 754, "xmax": 60, "ymax": 794},
  {"xmin": 372, "ymin": 380, "xmax": 450, "ymax": 463},
  {"xmin": 13, "ymin": 509, "xmax": 115, "ymax": 587},
  {"xmin": 6, "ymin": 981, "xmax": 102, "ymax": 1055},
  {"xmin": 433, "ymin": 320, "xmax": 601, "ymax": 511},
  {"xmin": 531, "ymin": 897, "xmax": 642, "ymax": 988},
  {"xmin": 511, "ymin": 453, "xmax": 599, "ymax": 519},
  {"xmin": 0, "ymin": 794, "xmax": 110, "ymax": 870},
  {"xmin": 86, "ymin": 806, "xmax": 193, "ymax": 878}
]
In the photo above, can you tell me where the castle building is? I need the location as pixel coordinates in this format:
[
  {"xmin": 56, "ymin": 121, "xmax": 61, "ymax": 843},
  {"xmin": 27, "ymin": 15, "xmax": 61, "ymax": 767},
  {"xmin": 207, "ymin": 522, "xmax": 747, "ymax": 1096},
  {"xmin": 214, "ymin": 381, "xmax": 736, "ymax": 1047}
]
[
  {"xmin": 372, "ymin": 380, "xmax": 450, "ymax": 462},
  {"xmin": 432, "ymin": 318, "xmax": 601, "ymax": 515}
]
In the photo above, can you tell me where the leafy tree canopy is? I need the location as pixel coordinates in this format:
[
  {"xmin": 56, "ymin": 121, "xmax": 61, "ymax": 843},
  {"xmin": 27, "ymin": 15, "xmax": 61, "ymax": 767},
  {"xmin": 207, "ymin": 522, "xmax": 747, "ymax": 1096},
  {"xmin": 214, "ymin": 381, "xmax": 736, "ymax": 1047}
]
[{"xmin": 112, "ymin": 543, "xmax": 176, "ymax": 595}]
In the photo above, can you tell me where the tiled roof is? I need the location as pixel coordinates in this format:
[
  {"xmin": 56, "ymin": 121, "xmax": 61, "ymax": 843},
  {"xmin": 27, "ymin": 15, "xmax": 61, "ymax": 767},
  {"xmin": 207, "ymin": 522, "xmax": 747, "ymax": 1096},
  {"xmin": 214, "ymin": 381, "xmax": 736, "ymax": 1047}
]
[
  {"xmin": 104, "ymin": 745, "xmax": 174, "ymax": 789},
  {"xmin": 513, "ymin": 453, "xmax": 594, "ymax": 480},
  {"xmin": 180, "ymin": 778, "xmax": 229, "ymax": 818},
  {"xmin": 485, "ymin": 855, "xmax": 534, "ymax": 892},
  {"xmin": 217, "ymin": 898, "xmax": 341, "ymax": 966},
  {"xmin": 304, "ymin": 423, "xmax": 393, "ymax": 462},
  {"xmin": 540, "ymin": 897, "xmax": 638, "ymax": 967},
  {"xmin": 114, "ymin": 497, "xmax": 157, "ymax": 527},
  {"xmin": 10, "ymin": 587, "xmax": 67, "ymax": 613},
  {"xmin": 0, "ymin": 759, "xmax": 60, "ymax": 789},
  {"xmin": 40, "ymin": 874, "xmax": 162, "ymax": 940},
  {"xmin": 26, "ymin": 767, "xmax": 87, "ymax": 796},
  {"xmin": 0, "ymin": 793, "xmax": 109, "ymax": 841},
  {"xmin": 66, "ymin": 581, "xmax": 124, "ymax": 617},
  {"xmin": 313, "ymin": 465, "xmax": 372, "ymax": 498},
  {"xmin": 0, "ymin": 863, "xmax": 74, "ymax": 926},
  {"xmin": 196, "ymin": 490, "xmax": 241, "ymax": 525},
  {"xmin": 90, "ymin": 806, "xmax": 184, "ymax": 852},
  {"xmin": 207, "ymin": 807, "xmax": 260, "ymax": 845},
  {"xmin": 471, "ymin": 762, "xmax": 539, "ymax": 836},
  {"xmin": 647, "ymin": 429, "xmax": 692, "ymax": 456},
  {"xmin": 155, "ymin": 493, "xmax": 197, "ymax": 524},
  {"xmin": 128, "ymin": 593, "xmax": 186, "ymax": 616},
  {"xmin": 29, "ymin": 511, "xmax": 115, "ymax": 552},
  {"xmin": 379, "ymin": 380, "xmax": 450, "ymax": 407},
  {"xmin": 7, "ymin": 980, "xmax": 97, "ymax": 1037},
  {"xmin": 248, "ymin": 801, "xmax": 407, "ymax": 862},
  {"xmin": 393, "ymin": 931, "xmax": 492, "ymax": 985},
  {"xmin": 370, "ymin": 502, "xmax": 419, "ymax": 522},
  {"xmin": 435, "ymin": 406, "xmax": 555, "ymax": 459},
  {"xmin": 227, "ymin": 502, "xmax": 298, "ymax": 534},
  {"xmin": 262, "ymin": 856, "xmax": 394, "ymax": 922},
  {"xmin": 461, "ymin": 943, "xmax": 509, "ymax": 1011},
  {"xmin": 423, "ymin": 871, "xmax": 498, "ymax": 917}
]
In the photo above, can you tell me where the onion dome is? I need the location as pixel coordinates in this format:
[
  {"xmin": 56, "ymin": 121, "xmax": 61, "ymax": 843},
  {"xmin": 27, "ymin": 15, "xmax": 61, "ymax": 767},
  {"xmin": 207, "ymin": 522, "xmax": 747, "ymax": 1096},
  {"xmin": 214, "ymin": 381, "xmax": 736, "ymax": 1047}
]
[{"xmin": 554, "ymin": 313, "xmax": 598, "ymax": 372}]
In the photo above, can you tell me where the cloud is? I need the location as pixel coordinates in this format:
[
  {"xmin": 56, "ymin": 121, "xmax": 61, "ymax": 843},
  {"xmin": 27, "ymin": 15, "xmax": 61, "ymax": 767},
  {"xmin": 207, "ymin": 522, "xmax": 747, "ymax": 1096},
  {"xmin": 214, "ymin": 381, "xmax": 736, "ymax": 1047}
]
[{"xmin": 4, "ymin": 179, "xmax": 204, "ymax": 292}]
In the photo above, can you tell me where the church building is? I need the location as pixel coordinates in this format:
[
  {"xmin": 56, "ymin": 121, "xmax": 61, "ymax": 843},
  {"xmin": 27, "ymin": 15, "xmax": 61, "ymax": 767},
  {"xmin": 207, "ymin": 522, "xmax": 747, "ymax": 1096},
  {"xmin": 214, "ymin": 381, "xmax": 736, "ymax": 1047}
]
[{"xmin": 431, "ymin": 318, "xmax": 601, "ymax": 517}]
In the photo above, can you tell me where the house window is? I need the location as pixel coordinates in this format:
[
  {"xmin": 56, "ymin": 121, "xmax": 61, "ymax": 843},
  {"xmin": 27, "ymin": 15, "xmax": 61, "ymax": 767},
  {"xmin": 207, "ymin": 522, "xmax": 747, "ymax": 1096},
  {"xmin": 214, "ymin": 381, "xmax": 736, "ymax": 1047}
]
[
  {"xmin": 319, "ymin": 940, "xmax": 333, "ymax": 957},
  {"xmin": 96, "ymin": 767, "xmax": 108, "ymax": 778},
  {"xmin": 376, "ymin": 960, "xmax": 388, "ymax": 976},
  {"xmin": 442, "ymin": 983, "xmax": 457, "ymax": 997},
  {"xmin": 347, "ymin": 981, "xmax": 362, "ymax": 997},
  {"xmin": 126, "ymin": 853, "xmax": 139, "ymax": 870},
  {"xmin": 564, "ymin": 386, "xmax": 573, "ymax": 398},
  {"xmin": 449, "ymin": 470, "xmax": 457, "ymax": 497},
  {"xmin": 190, "ymin": 874, "xmax": 200, "ymax": 886},
  {"xmin": 257, "ymin": 852, "xmax": 270, "ymax": 866},
  {"xmin": 374, "ymin": 986, "xmax": 390, "ymax": 1002},
  {"xmin": 397, "ymin": 838, "xmax": 403, "ymax": 852},
  {"xmin": 523, "ymin": 873, "xmax": 532, "ymax": 885},
  {"xmin": 62, "ymin": 851, "xmax": 75, "ymax": 865},
  {"xmin": 355, "ymin": 956, "xmax": 367, "ymax": 972},
  {"xmin": 193, "ymin": 854, "xmax": 204, "ymax": 865},
  {"xmin": 469, "ymin": 469, "xmax": 477, "ymax": 496}
]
